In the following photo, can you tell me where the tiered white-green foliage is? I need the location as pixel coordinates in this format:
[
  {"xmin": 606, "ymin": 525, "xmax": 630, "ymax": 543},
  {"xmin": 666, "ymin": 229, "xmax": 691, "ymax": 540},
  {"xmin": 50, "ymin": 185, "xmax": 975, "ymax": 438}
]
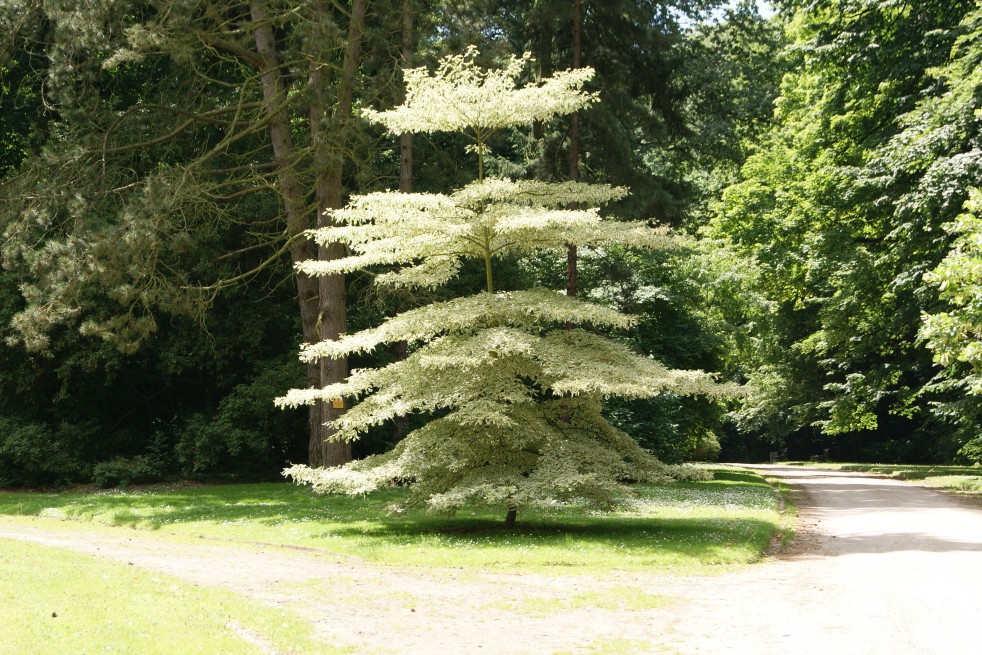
[{"xmin": 279, "ymin": 49, "xmax": 735, "ymax": 520}]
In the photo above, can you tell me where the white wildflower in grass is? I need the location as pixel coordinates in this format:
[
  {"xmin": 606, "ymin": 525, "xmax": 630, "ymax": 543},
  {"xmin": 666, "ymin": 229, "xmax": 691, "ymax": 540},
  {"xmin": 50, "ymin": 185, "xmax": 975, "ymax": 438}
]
[{"xmin": 281, "ymin": 49, "xmax": 738, "ymax": 526}]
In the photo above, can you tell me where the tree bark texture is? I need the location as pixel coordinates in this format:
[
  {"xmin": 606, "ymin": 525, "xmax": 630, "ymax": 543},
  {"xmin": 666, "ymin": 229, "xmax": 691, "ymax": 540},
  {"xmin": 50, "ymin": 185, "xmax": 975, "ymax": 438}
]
[
  {"xmin": 567, "ymin": 0, "xmax": 582, "ymax": 303},
  {"xmin": 504, "ymin": 507, "xmax": 518, "ymax": 529},
  {"xmin": 399, "ymin": 0, "xmax": 414, "ymax": 195},
  {"xmin": 307, "ymin": 0, "xmax": 368, "ymax": 467},
  {"xmin": 531, "ymin": 1, "xmax": 554, "ymax": 142},
  {"xmin": 249, "ymin": 1, "xmax": 325, "ymax": 464},
  {"xmin": 253, "ymin": 0, "xmax": 369, "ymax": 467},
  {"xmin": 390, "ymin": 0, "xmax": 414, "ymax": 443}
]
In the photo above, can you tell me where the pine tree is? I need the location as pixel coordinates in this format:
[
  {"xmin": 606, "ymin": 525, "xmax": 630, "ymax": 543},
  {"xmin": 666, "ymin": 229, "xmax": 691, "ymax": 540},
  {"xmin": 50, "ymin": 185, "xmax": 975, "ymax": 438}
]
[{"xmin": 278, "ymin": 48, "xmax": 736, "ymax": 526}]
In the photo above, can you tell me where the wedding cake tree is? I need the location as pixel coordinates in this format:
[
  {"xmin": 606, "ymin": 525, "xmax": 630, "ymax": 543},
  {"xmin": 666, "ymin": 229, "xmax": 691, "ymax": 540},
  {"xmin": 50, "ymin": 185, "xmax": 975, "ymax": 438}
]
[{"xmin": 278, "ymin": 48, "xmax": 735, "ymax": 526}]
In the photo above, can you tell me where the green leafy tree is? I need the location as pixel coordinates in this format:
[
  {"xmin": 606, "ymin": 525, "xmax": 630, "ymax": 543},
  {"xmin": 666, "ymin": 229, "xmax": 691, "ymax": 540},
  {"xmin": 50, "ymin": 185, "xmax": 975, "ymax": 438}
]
[
  {"xmin": 502, "ymin": 0, "xmax": 728, "ymax": 223},
  {"xmin": 709, "ymin": 0, "xmax": 978, "ymax": 460},
  {"xmin": 280, "ymin": 49, "xmax": 735, "ymax": 526},
  {"xmin": 679, "ymin": 0, "xmax": 786, "ymax": 225},
  {"xmin": 921, "ymin": 191, "xmax": 982, "ymax": 461},
  {"xmin": 0, "ymin": 0, "xmax": 388, "ymax": 468}
]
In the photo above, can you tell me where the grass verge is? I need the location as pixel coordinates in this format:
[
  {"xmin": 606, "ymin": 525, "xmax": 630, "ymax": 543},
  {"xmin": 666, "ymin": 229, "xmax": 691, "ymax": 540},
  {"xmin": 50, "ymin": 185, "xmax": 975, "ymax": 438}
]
[
  {"xmin": 754, "ymin": 474, "xmax": 798, "ymax": 552},
  {"xmin": 0, "ymin": 468, "xmax": 781, "ymax": 573},
  {"xmin": 0, "ymin": 538, "xmax": 344, "ymax": 655},
  {"xmin": 784, "ymin": 462, "xmax": 982, "ymax": 494}
]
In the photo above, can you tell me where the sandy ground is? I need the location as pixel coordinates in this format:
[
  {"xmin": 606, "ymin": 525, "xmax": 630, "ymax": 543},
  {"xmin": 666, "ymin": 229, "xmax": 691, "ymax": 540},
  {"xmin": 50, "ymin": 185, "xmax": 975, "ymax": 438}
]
[
  {"xmin": 665, "ymin": 466, "xmax": 982, "ymax": 654},
  {"xmin": 2, "ymin": 465, "xmax": 982, "ymax": 654}
]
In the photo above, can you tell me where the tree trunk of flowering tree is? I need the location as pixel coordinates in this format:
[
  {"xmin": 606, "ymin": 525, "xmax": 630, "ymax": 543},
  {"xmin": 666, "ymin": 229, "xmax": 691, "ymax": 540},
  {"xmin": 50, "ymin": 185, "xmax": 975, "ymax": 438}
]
[{"xmin": 505, "ymin": 507, "xmax": 518, "ymax": 529}]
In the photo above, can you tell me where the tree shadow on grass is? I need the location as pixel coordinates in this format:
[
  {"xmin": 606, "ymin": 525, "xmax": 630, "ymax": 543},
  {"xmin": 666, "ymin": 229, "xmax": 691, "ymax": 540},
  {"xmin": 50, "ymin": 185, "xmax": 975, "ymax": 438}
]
[
  {"xmin": 330, "ymin": 514, "xmax": 777, "ymax": 538},
  {"xmin": 705, "ymin": 469, "xmax": 772, "ymax": 486},
  {"xmin": 0, "ymin": 467, "xmax": 781, "ymax": 552},
  {"xmin": 342, "ymin": 518, "xmax": 776, "ymax": 569},
  {"xmin": 0, "ymin": 483, "xmax": 376, "ymax": 526},
  {"xmin": 0, "ymin": 481, "xmax": 780, "ymax": 562}
]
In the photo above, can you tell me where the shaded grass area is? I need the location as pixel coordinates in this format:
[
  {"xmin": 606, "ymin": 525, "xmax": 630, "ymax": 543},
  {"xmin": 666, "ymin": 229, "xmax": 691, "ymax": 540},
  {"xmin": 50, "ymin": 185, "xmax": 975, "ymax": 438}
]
[
  {"xmin": 0, "ymin": 468, "xmax": 781, "ymax": 572},
  {"xmin": 786, "ymin": 462, "xmax": 982, "ymax": 494},
  {"xmin": 0, "ymin": 538, "xmax": 343, "ymax": 655}
]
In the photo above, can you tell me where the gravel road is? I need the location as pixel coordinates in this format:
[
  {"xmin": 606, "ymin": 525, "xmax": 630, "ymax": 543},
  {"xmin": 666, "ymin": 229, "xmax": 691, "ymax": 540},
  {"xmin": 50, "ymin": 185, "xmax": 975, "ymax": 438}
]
[{"xmin": 669, "ymin": 465, "xmax": 982, "ymax": 655}]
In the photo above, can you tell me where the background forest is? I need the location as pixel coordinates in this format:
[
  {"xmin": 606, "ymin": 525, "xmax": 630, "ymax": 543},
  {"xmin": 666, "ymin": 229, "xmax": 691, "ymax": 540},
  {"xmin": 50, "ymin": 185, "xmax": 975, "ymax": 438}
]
[{"xmin": 1, "ymin": 0, "xmax": 980, "ymax": 488}]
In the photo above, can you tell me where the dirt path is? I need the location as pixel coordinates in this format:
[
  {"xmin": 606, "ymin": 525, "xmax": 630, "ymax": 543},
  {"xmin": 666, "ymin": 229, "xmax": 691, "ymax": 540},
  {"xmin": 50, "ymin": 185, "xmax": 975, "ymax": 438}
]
[
  {"xmin": 3, "ymin": 465, "xmax": 982, "ymax": 654},
  {"xmin": 664, "ymin": 465, "xmax": 982, "ymax": 654}
]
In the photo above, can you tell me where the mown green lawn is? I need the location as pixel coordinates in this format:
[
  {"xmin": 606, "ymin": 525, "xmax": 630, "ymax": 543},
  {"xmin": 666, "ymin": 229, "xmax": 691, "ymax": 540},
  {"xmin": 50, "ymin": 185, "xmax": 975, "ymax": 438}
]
[
  {"xmin": 0, "ymin": 467, "xmax": 785, "ymax": 655},
  {"xmin": 0, "ymin": 538, "xmax": 343, "ymax": 655},
  {"xmin": 0, "ymin": 467, "xmax": 782, "ymax": 573}
]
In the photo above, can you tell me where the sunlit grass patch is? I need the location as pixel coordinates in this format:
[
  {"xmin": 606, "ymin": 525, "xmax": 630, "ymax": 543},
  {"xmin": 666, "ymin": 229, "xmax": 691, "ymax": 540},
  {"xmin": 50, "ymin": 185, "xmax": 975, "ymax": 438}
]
[
  {"xmin": 916, "ymin": 475, "xmax": 982, "ymax": 492},
  {"xmin": 0, "ymin": 467, "xmax": 783, "ymax": 573},
  {"xmin": 0, "ymin": 538, "xmax": 345, "ymax": 655}
]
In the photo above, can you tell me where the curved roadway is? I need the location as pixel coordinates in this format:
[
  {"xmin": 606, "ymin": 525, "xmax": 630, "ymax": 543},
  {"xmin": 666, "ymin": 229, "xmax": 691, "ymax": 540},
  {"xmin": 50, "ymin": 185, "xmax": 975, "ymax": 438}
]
[{"xmin": 669, "ymin": 465, "xmax": 982, "ymax": 655}]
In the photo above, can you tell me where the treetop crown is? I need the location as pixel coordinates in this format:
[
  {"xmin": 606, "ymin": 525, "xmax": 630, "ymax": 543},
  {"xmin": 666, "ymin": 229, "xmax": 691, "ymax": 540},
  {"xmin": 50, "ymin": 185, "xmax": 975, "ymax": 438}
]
[{"xmin": 361, "ymin": 46, "xmax": 597, "ymax": 136}]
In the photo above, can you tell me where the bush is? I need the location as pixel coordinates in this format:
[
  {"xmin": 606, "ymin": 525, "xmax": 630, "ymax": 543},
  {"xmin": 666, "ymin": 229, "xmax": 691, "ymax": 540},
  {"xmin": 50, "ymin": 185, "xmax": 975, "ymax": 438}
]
[
  {"xmin": 957, "ymin": 437, "xmax": 982, "ymax": 465},
  {"xmin": 175, "ymin": 357, "xmax": 307, "ymax": 479},
  {"xmin": 92, "ymin": 456, "xmax": 163, "ymax": 488},
  {"xmin": 0, "ymin": 417, "xmax": 92, "ymax": 487},
  {"xmin": 690, "ymin": 432, "xmax": 722, "ymax": 462},
  {"xmin": 604, "ymin": 395, "xmax": 724, "ymax": 464}
]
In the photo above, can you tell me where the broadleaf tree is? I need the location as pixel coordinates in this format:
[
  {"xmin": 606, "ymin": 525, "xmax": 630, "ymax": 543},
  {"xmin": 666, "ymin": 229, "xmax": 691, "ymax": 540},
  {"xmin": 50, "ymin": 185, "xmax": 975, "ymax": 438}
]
[
  {"xmin": 709, "ymin": 0, "xmax": 979, "ymax": 461},
  {"xmin": 921, "ymin": 191, "xmax": 982, "ymax": 461},
  {"xmin": 279, "ymin": 49, "xmax": 736, "ymax": 527}
]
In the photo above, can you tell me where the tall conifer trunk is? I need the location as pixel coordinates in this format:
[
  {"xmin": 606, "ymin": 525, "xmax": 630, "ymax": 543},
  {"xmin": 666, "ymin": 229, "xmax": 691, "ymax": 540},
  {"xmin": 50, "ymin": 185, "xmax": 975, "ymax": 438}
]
[
  {"xmin": 308, "ymin": 0, "xmax": 367, "ymax": 467},
  {"xmin": 253, "ymin": 0, "xmax": 366, "ymax": 467},
  {"xmin": 532, "ymin": 1, "xmax": 554, "ymax": 142},
  {"xmin": 250, "ymin": 1, "xmax": 324, "ymax": 463},
  {"xmin": 391, "ymin": 0, "xmax": 414, "ymax": 442},
  {"xmin": 567, "ymin": 0, "xmax": 582, "ymax": 302},
  {"xmin": 400, "ymin": 0, "xmax": 414, "ymax": 196}
]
